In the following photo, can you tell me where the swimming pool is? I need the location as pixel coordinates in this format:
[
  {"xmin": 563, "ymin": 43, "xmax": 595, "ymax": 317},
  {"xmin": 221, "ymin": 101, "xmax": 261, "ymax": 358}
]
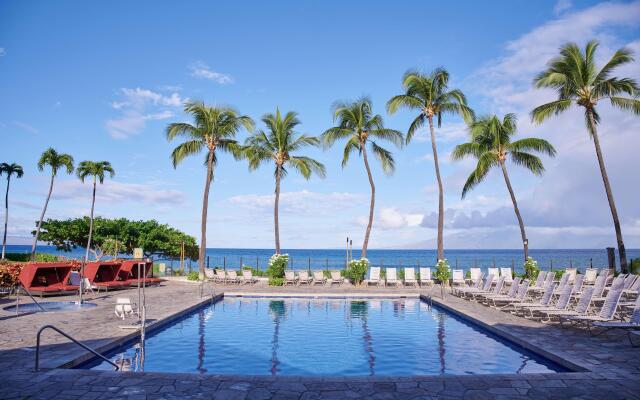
[{"xmin": 83, "ymin": 297, "xmax": 566, "ymax": 376}]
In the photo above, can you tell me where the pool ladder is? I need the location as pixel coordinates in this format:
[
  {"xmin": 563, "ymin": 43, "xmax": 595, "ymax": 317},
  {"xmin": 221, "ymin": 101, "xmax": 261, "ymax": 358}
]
[{"xmin": 35, "ymin": 325, "xmax": 119, "ymax": 372}]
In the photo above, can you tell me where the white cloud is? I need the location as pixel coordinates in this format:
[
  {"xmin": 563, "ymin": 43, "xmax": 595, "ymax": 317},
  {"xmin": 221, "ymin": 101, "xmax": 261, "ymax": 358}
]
[
  {"xmin": 13, "ymin": 121, "xmax": 38, "ymax": 134},
  {"xmin": 377, "ymin": 207, "xmax": 423, "ymax": 229},
  {"xmin": 106, "ymin": 87, "xmax": 184, "ymax": 139},
  {"xmin": 53, "ymin": 180, "xmax": 187, "ymax": 206},
  {"xmin": 190, "ymin": 61, "xmax": 234, "ymax": 84},
  {"xmin": 228, "ymin": 190, "xmax": 360, "ymax": 215},
  {"xmin": 553, "ymin": 0, "xmax": 572, "ymax": 16}
]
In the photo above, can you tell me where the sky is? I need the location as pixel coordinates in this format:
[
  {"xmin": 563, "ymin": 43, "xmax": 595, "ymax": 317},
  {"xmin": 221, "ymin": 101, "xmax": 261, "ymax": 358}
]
[{"xmin": 0, "ymin": 0, "xmax": 639, "ymax": 250}]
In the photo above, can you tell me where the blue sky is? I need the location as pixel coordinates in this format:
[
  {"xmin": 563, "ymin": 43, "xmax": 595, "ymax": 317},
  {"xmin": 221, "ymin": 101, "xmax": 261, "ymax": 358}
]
[{"xmin": 1, "ymin": 0, "xmax": 639, "ymax": 250}]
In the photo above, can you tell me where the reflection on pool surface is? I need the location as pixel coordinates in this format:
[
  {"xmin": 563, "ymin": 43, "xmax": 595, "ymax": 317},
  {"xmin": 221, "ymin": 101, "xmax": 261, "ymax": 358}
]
[
  {"xmin": 84, "ymin": 297, "xmax": 566, "ymax": 376},
  {"xmin": 4, "ymin": 301, "xmax": 97, "ymax": 313}
]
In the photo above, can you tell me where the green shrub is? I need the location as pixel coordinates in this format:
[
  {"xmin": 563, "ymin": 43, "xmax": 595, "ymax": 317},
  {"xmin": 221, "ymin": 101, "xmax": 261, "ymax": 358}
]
[
  {"xmin": 553, "ymin": 270, "xmax": 564, "ymax": 279},
  {"xmin": 269, "ymin": 277, "xmax": 284, "ymax": 286},
  {"xmin": 524, "ymin": 257, "xmax": 540, "ymax": 279},
  {"xmin": 434, "ymin": 259, "xmax": 451, "ymax": 283},
  {"xmin": 398, "ymin": 268, "xmax": 405, "ymax": 281},
  {"xmin": 631, "ymin": 259, "xmax": 640, "ymax": 274},
  {"xmin": 4, "ymin": 253, "xmax": 60, "ymax": 262},
  {"xmin": 187, "ymin": 271, "xmax": 200, "ymax": 281},
  {"xmin": 344, "ymin": 258, "xmax": 369, "ymax": 284},
  {"xmin": 267, "ymin": 254, "xmax": 288, "ymax": 285},
  {"xmin": 173, "ymin": 269, "xmax": 185, "ymax": 276}
]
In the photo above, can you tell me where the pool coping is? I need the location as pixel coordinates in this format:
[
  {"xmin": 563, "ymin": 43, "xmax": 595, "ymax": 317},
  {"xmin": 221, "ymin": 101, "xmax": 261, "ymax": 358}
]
[{"xmin": 71, "ymin": 292, "xmax": 581, "ymax": 376}]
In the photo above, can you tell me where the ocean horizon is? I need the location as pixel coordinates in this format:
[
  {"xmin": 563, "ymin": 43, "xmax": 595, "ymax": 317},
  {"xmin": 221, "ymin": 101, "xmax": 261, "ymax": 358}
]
[{"xmin": 6, "ymin": 245, "xmax": 639, "ymax": 274}]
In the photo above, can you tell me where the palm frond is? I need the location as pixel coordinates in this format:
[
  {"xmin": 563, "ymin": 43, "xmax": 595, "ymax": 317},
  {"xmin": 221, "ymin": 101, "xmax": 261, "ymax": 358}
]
[
  {"xmin": 509, "ymin": 138, "xmax": 556, "ymax": 157},
  {"xmin": 341, "ymin": 136, "xmax": 361, "ymax": 168},
  {"xmin": 170, "ymin": 140, "xmax": 204, "ymax": 168},
  {"xmin": 370, "ymin": 141, "xmax": 395, "ymax": 175},
  {"xmin": 510, "ymin": 151, "xmax": 545, "ymax": 175},
  {"xmin": 608, "ymin": 96, "xmax": 640, "ymax": 115},
  {"xmin": 461, "ymin": 152, "xmax": 498, "ymax": 198},
  {"xmin": 451, "ymin": 142, "xmax": 483, "ymax": 161},
  {"xmin": 530, "ymin": 99, "xmax": 572, "ymax": 124},
  {"xmin": 288, "ymin": 156, "xmax": 326, "ymax": 180}
]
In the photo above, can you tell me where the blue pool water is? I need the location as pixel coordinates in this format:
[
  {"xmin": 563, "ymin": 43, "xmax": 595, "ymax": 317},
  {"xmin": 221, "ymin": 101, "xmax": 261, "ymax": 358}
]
[
  {"xmin": 4, "ymin": 301, "xmax": 97, "ymax": 313},
  {"xmin": 83, "ymin": 297, "xmax": 566, "ymax": 376}
]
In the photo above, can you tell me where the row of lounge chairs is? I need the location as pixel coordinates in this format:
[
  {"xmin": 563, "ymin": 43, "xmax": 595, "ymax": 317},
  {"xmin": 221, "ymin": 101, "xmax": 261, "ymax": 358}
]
[
  {"xmin": 452, "ymin": 268, "xmax": 640, "ymax": 346},
  {"xmin": 204, "ymin": 268, "xmax": 258, "ymax": 285},
  {"xmin": 284, "ymin": 270, "xmax": 343, "ymax": 286}
]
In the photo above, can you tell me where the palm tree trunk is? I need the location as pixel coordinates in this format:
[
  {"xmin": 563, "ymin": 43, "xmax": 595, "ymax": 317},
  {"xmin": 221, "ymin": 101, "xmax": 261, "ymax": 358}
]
[
  {"xmin": 500, "ymin": 161, "xmax": 529, "ymax": 261},
  {"xmin": 428, "ymin": 117, "xmax": 445, "ymax": 261},
  {"xmin": 274, "ymin": 166, "xmax": 282, "ymax": 254},
  {"xmin": 361, "ymin": 141, "xmax": 375, "ymax": 259},
  {"xmin": 587, "ymin": 110, "xmax": 627, "ymax": 273},
  {"xmin": 31, "ymin": 174, "xmax": 55, "ymax": 259},
  {"xmin": 1, "ymin": 176, "xmax": 11, "ymax": 260},
  {"xmin": 80, "ymin": 176, "xmax": 97, "ymax": 304},
  {"xmin": 199, "ymin": 150, "xmax": 215, "ymax": 278}
]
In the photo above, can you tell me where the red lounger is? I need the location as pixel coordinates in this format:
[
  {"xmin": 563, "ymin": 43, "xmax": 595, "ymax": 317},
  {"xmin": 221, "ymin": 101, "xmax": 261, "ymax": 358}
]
[
  {"xmin": 125, "ymin": 260, "xmax": 162, "ymax": 285},
  {"xmin": 19, "ymin": 262, "xmax": 79, "ymax": 296},
  {"xmin": 83, "ymin": 261, "xmax": 128, "ymax": 291}
]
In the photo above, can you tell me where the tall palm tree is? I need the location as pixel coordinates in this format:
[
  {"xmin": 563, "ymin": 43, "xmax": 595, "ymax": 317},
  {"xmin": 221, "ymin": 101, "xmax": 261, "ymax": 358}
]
[
  {"xmin": 0, "ymin": 163, "xmax": 24, "ymax": 259},
  {"xmin": 31, "ymin": 148, "xmax": 75, "ymax": 259},
  {"xmin": 387, "ymin": 68, "xmax": 474, "ymax": 261},
  {"xmin": 531, "ymin": 40, "xmax": 640, "ymax": 272},
  {"xmin": 243, "ymin": 109, "xmax": 326, "ymax": 254},
  {"xmin": 167, "ymin": 101, "xmax": 253, "ymax": 277},
  {"xmin": 451, "ymin": 114, "xmax": 556, "ymax": 260},
  {"xmin": 77, "ymin": 161, "xmax": 114, "ymax": 303},
  {"xmin": 322, "ymin": 97, "xmax": 403, "ymax": 258}
]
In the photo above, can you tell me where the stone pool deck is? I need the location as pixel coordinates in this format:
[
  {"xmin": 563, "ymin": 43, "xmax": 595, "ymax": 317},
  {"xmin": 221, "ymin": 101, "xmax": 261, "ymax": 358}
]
[{"xmin": 0, "ymin": 280, "xmax": 639, "ymax": 399}]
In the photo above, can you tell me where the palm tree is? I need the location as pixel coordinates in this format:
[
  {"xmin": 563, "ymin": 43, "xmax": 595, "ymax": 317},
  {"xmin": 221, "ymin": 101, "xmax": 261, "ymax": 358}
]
[
  {"xmin": 387, "ymin": 68, "xmax": 474, "ymax": 261},
  {"xmin": 451, "ymin": 114, "xmax": 556, "ymax": 260},
  {"xmin": 0, "ymin": 163, "xmax": 24, "ymax": 259},
  {"xmin": 167, "ymin": 101, "xmax": 254, "ymax": 277},
  {"xmin": 77, "ymin": 161, "xmax": 114, "ymax": 303},
  {"xmin": 322, "ymin": 97, "xmax": 403, "ymax": 258},
  {"xmin": 531, "ymin": 40, "xmax": 640, "ymax": 273},
  {"xmin": 243, "ymin": 109, "xmax": 326, "ymax": 254},
  {"xmin": 31, "ymin": 148, "xmax": 75, "ymax": 259}
]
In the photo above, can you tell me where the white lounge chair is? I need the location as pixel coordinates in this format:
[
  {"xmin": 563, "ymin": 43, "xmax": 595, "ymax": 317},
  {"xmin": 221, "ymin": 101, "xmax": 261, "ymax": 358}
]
[
  {"xmin": 493, "ymin": 279, "xmax": 530, "ymax": 311},
  {"xmin": 214, "ymin": 269, "xmax": 226, "ymax": 284},
  {"xmin": 452, "ymin": 269, "xmax": 465, "ymax": 287},
  {"xmin": 404, "ymin": 268, "xmax": 418, "ymax": 287},
  {"xmin": 568, "ymin": 289, "xmax": 624, "ymax": 334},
  {"xmin": 584, "ymin": 268, "xmax": 598, "ymax": 285},
  {"xmin": 469, "ymin": 267, "xmax": 482, "ymax": 283},
  {"xmin": 312, "ymin": 271, "xmax": 326, "ymax": 285},
  {"xmin": 565, "ymin": 268, "xmax": 577, "ymax": 284},
  {"xmin": 386, "ymin": 268, "xmax": 401, "ymax": 287},
  {"xmin": 453, "ymin": 274, "xmax": 484, "ymax": 296},
  {"xmin": 328, "ymin": 270, "xmax": 343, "ymax": 286},
  {"xmin": 82, "ymin": 277, "xmax": 97, "ymax": 294},
  {"xmin": 516, "ymin": 284, "xmax": 557, "ymax": 318},
  {"xmin": 526, "ymin": 284, "xmax": 574, "ymax": 321},
  {"xmin": 240, "ymin": 269, "xmax": 256, "ymax": 285},
  {"xmin": 204, "ymin": 268, "xmax": 216, "ymax": 281},
  {"xmin": 115, "ymin": 298, "xmax": 135, "ymax": 319},
  {"xmin": 284, "ymin": 270, "xmax": 297, "ymax": 286},
  {"xmin": 500, "ymin": 267, "xmax": 513, "ymax": 285},
  {"xmin": 487, "ymin": 268, "xmax": 500, "ymax": 283},
  {"xmin": 226, "ymin": 270, "xmax": 240, "ymax": 284},
  {"xmin": 482, "ymin": 277, "xmax": 521, "ymax": 306},
  {"xmin": 544, "ymin": 286, "xmax": 595, "ymax": 325},
  {"xmin": 368, "ymin": 267, "xmax": 382, "ymax": 286},
  {"xmin": 592, "ymin": 303, "xmax": 640, "ymax": 346},
  {"xmin": 460, "ymin": 274, "xmax": 495, "ymax": 299},
  {"xmin": 471, "ymin": 276, "xmax": 505, "ymax": 302},
  {"xmin": 419, "ymin": 267, "xmax": 434, "ymax": 286},
  {"xmin": 298, "ymin": 271, "xmax": 312, "ymax": 286}
]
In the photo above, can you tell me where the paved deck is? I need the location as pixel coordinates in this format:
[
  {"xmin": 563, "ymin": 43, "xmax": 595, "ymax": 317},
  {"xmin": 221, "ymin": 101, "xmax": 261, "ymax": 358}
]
[{"xmin": 0, "ymin": 280, "xmax": 638, "ymax": 399}]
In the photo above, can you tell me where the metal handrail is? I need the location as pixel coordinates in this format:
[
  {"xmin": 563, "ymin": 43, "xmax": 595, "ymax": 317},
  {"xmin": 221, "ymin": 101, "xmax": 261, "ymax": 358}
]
[{"xmin": 35, "ymin": 324, "xmax": 119, "ymax": 372}]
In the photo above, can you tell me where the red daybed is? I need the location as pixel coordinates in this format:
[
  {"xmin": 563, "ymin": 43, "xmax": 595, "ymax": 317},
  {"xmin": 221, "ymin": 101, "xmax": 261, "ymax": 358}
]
[
  {"xmin": 121, "ymin": 259, "xmax": 162, "ymax": 285},
  {"xmin": 19, "ymin": 262, "xmax": 79, "ymax": 296},
  {"xmin": 83, "ymin": 261, "xmax": 128, "ymax": 291}
]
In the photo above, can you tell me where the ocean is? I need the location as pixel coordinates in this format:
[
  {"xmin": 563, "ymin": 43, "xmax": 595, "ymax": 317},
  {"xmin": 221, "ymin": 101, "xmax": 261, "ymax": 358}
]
[{"xmin": 6, "ymin": 245, "xmax": 640, "ymax": 275}]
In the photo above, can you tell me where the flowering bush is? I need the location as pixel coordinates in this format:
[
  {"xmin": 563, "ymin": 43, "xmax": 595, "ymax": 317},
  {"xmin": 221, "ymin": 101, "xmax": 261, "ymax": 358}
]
[
  {"xmin": 344, "ymin": 258, "xmax": 369, "ymax": 285},
  {"xmin": 267, "ymin": 253, "xmax": 288, "ymax": 283},
  {"xmin": 0, "ymin": 263, "xmax": 23, "ymax": 288},
  {"xmin": 433, "ymin": 259, "xmax": 451, "ymax": 283},
  {"xmin": 524, "ymin": 257, "xmax": 540, "ymax": 279}
]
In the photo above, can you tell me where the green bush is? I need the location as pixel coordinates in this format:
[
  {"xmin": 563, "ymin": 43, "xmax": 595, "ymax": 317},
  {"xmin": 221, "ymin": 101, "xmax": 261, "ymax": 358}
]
[
  {"xmin": 187, "ymin": 271, "xmax": 200, "ymax": 281},
  {"xmin": 267, "ymin": 254, "xmax": 288, "ymax": 285},
  {"xmin": 553, "ymin": 270, "xmax": 564, "ymax": 279},
  {"xmin": 434, "ymin": 259, "xmax": 451, "ymax": 283},
  {"xmin": 631, "ymin": 259, "xmax": 640, "ymax": 274},
  {"xmin": 4, "ymin": 253, "xmax": 60, "ymax": 262},
  {"xmin": 269, "ymin": 277, "xmax": 284, "ymax": 286},
  {"xmin": 344, "ymin": 258, "xmax": 369, "ymax": 284},
  {"xmin": 173, "ymin": 269, "xmax": 185, "ymax": 276},
  {"xmin": 524, "ymin": 257, "xmax": 540, "ymax": 279}
]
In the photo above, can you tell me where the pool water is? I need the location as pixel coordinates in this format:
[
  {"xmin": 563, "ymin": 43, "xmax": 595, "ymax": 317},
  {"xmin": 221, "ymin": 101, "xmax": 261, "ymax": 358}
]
[
  {"xmin": 84, "ymin": 297, "xmax": 566, "ymax": 376},
  {"xmin": 4, "ymin": 301, "xmax": 97, "ymax": 313}
]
